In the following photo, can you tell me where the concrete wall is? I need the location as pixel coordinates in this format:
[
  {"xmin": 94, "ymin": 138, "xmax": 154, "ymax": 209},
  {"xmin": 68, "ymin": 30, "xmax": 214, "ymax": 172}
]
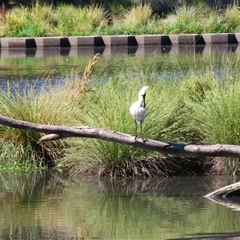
[{"xmin": 1, "ymin": 33, "xmax": 240, "ymax": 49}]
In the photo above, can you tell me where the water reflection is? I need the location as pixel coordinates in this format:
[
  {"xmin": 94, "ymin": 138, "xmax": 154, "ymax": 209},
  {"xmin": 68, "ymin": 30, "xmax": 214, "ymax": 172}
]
[
  {"xmin": 0, "ymin": 44, "xmax": 238, "ymax": 94},
  {"xmin": 0, "ymin": 172, "xmax": 240, "ymax": 239},
  {"xmin": 0, "ymin": 44, "xmax": 239, "ymax": 59}
]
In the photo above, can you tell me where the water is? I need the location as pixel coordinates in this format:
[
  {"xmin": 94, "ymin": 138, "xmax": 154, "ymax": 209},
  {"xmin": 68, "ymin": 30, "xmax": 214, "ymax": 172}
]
[
  {"xmin": 0, "ymin": 172, "xmax": 239, "ymax": 240},
  {"xmin": 0, "ymin": 45, "xmax": 238, "ymax": 92}
]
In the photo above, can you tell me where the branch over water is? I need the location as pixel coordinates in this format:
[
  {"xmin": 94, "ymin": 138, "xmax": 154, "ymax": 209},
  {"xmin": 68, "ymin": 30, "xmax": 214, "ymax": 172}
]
[{"xmin": 1, "ymin": 115, "xmax": 240, "ymax": 158}]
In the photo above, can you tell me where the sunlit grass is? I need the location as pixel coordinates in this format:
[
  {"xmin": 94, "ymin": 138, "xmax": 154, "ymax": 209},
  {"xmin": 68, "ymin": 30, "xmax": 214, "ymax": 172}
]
[
  {"xmin": 0, "ymin": 3, "xmax": 53, "ymax": 37},
  {"xmin": 121, "ymin": 4, "xmax": 152, "ymax": 27},
  {"xmin": 109, "ymin": 4, "xmax": 157, "ymax": 34},
  {"xmin": 162, "ymin": 4, "xmax": 226, "ymax": 34},
  {"xmin": 0, "ymin": 81, "xmax": 73, "ymax": 169},
  {"xmin": 55, "ymin": 4, "xmax": 108, "ymax": 36},
  {"xmin": 163, "ymin": 5, "xmax": 202, "ymax": 33},
  {"xmin": 1, "ymin": 3, "xmax": 240, "ymax": 36},
  {"xmin": 223, "ymin": 5, "xmax": 240, "ymax": 32}
]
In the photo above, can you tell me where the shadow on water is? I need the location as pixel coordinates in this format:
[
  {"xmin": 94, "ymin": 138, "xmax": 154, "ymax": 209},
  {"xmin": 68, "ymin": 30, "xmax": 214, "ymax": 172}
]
[
  {"xmin": 1, "ymin": 44, "xmax": 239, "ymax": 59},
  {"xmin": 0, "ymin": 171, "xmax": 240, "ymax": 239}
]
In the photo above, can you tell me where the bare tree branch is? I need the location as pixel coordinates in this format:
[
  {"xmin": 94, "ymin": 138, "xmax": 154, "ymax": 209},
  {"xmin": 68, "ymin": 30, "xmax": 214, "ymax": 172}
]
[{"xmin": 1, "ymin": 115, "xmax": 240, "ymax": 158}]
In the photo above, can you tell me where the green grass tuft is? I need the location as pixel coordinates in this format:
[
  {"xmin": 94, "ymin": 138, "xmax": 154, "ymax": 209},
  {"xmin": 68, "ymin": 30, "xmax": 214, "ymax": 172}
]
[{"xmin": 0, "ymin": 81, "xmax": 73, "ymax": 168}]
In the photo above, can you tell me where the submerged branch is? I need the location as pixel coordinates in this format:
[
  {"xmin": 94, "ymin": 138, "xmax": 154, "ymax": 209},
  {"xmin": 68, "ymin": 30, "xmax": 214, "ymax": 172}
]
[
  {"xmin": 204, "ymin": 182, "xmax": 240, "ymax": 199},
  {"xmin": 1, "ymin": 115, "xmax": 240, "ymax": 158},
  {"xmin": 204, "ymin": 182, "xmax": 240, "ymax": 210}
]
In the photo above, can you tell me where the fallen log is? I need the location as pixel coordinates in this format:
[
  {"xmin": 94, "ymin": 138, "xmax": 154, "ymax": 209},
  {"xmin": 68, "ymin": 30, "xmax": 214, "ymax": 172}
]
[
  {"xmin": 1, "ymin": 114, "xmax": 240, "ymax": 158},
  {"xmin": 204, "ymin": 182, "xmax": 240, "ymax": 210},
  {"xmin": 204, "ymin": 182, "xmax": 240, "ymax": 199}
]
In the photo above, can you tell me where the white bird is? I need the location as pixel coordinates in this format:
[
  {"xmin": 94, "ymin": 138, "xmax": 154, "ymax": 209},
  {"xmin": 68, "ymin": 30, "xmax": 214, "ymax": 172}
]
[{"xmin": 130, "ymin": 86, "xmax": 148, "ymax": 137}]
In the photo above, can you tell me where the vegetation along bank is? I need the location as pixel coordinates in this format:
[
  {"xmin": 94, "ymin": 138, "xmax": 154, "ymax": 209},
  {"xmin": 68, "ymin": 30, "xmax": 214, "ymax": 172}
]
[
  {"xmin": 1, "ymin": 53, "xmax": 240, "ymax": 177},
  {"xmin": 1, "ymin": 3, "xmax": 240, "ymax": 37}
]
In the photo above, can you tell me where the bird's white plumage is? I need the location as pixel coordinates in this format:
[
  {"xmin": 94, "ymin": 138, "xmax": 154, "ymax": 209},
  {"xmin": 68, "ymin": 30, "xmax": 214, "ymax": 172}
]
[
  {"xmin": 130, "ymin": 102, "xmax": 147, "ymax": 125},
  {"xmin": 130, "ymin": 86, "xmax": 148, "ymax": 136}
]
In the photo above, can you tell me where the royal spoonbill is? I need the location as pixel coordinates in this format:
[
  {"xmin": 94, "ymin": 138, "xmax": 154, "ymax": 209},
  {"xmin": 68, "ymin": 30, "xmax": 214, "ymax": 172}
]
[{"xmin": 130, "ymin": 86, "xmax": 148, "ymax": 137}]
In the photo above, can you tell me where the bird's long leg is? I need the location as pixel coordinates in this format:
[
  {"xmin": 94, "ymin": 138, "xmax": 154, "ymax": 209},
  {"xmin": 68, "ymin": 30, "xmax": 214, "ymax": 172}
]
[
  {"xmin": 140, "ymin": 121, "xmax": 147, "ymax": 142},
  {"xmin": 135, "ymin": 120, "xmax": 138, "ymax": 138},
  {"xmin": 140, "ymin": 121, "xmax": 143, "ymax": 138}
]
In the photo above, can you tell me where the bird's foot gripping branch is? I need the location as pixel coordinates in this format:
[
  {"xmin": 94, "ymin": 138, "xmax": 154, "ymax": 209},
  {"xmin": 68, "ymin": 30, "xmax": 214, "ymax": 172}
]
[{"xmin": 1, "ymin": 115, "xmax": 240, "ymax": 158}]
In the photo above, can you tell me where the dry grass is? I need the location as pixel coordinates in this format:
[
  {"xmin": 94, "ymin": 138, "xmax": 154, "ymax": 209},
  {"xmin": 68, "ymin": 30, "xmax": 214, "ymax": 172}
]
[
  {"xmin": 124, "ymin": 4, "xmax": 152, "ymax": 26},
  {"xmin": 223, "ymin": 5, "xmax": 240, "ymax": 32},
  {"xmin": 74, "ymin": 53, "xmax": 100, "ymax": 102}
]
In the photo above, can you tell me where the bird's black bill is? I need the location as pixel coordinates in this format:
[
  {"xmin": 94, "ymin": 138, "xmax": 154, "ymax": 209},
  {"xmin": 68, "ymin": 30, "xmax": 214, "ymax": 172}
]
[{"xmin": 143, "ymin": 94, "xmax": 146, "ymax": 108}]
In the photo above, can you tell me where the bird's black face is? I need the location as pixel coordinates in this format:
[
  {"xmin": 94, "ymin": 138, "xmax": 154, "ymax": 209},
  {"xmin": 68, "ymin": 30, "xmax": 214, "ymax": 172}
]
[{"xmin": 143, "ymin": 94, "xmax": 146, "ymax": 108}]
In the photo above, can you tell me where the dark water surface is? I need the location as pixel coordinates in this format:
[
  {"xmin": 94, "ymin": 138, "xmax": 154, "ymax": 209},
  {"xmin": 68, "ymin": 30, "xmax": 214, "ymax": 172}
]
[{"xmin": 0, "ymin": 172, "xmax": 239, "ymax": 240}]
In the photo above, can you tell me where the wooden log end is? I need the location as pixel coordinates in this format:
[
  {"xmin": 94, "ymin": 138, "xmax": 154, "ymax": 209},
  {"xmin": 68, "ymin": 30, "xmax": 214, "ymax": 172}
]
[{"xmin": 38, "ymin": 134, "xmax": 61, "ymax": 143}]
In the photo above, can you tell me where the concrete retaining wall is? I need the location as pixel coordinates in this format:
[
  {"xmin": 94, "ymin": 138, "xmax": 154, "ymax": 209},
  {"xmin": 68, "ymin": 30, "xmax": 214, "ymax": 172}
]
[{"xmin": 0, "ymin": 33, "xmax": 239, "ymax": 49}]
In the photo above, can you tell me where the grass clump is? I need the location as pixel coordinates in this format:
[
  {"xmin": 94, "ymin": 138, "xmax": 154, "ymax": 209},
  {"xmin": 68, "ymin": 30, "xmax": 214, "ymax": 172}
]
[
  {"xmin": 71, "ymin": 66, "xmax": 240, "ymax": 178},
  {"xmin": 162, "ymin": 5, "xmax": 203, "ymax": 33},
  {"xmin": 182, "ymin": 74, "xmax": 240, "ymax": 175},
  {"xmin": 194, "ymin": 83, "xmax": 240, "ymax": 145},
  {"xmin": 121, "ymin": 4, "xmax": 153, "ymax": 27},
  {"xmin": 0, "ymin": 83, "xmax": 69, "ymax": 169},
  {"xmin": 55, "ymin": 4, "xmax": 108, "ymax": 36},
  {"xmin": 62, "ymin": 77, "xmax": 155, "ymax": 177},
  {"xmin": 162, "ymin": 4, "xmax": 228, "ymax": 34},
  {"xmin": 0, "ymin": 3, "xmax": 54, "ymax": 37},
  {"xmin": 223, "ymin": 5, "xmax": 240, "ymax": 32},
  {"xmin": 104, "ymin": 4, "xmax": 155, "ymax": 35},
  {"xmin": 63, "ymin": 71, "xmax": 207, "ymax": 178},
  {"xmin": 0, "ymin": 54, "xmax": 100, "ymax": 171}
]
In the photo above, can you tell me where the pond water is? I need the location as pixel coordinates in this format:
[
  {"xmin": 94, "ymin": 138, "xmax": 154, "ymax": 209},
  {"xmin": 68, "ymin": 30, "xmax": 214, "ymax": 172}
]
[
  {"xmin": 0, "ymin": 172, "xmax": 240, "ymax": 240},
  {"xmin": 0, "ymin": 45, "xmax": 239, "ymax": 91}
]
